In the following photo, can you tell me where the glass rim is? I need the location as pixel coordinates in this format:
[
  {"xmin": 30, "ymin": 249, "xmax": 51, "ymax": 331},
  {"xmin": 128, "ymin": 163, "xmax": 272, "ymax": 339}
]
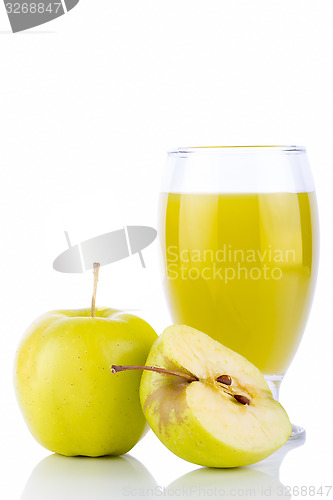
[{"xmin": 168, "ymin": 145, "xmax": 306, "ymax": 156}]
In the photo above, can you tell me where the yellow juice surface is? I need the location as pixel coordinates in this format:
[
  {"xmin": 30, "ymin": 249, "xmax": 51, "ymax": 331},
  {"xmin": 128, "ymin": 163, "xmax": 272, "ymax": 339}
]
[{"xmin": 161, "ymin": 192, "xmax": 318, "ymax": 375}]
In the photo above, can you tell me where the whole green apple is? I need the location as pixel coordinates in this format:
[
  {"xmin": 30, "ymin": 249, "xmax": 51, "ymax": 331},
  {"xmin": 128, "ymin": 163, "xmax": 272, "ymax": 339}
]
[{"xmin": 14, "ymin": 307, "xmax": 157, "ymax": 457}]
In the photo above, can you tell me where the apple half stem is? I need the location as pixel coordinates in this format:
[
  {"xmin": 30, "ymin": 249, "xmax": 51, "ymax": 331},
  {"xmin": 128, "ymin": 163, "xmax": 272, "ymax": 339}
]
[
  {"xmin": 111, "ymin": 365, "xmax": 251, "ymax": 405},
  {"xmin": 91, "ymin": 262, "xmax": 100, "ymax": 318},
  {"xmin": 111, "ymin": 364, "xmax": 198, "ymax": 382}
]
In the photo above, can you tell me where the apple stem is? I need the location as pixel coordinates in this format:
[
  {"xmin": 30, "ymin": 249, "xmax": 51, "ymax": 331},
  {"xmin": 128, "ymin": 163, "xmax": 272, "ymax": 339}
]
[
  {"xmin": 111, "ymin": 365, "xmax": 250, "ymax": 404},
  {"xmin": 111, "ymin": 364, "xmax": 198, "ymax": 382},
  {"xmin": 91, "ymin": 262, "xmax": 100, "ymax": 318}
]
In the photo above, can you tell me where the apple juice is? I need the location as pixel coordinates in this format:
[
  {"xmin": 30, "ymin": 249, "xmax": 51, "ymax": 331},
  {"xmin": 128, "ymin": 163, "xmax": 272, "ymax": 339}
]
[{"xmin": 160, "ymin": 192, "xmax": 318, "ymax": 375}]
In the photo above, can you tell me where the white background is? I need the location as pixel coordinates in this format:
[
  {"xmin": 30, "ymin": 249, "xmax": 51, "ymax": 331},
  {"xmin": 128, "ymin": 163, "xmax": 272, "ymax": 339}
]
[{"xmin": 0, "ymin": 1, "xmax": 332, "ymax": 498}]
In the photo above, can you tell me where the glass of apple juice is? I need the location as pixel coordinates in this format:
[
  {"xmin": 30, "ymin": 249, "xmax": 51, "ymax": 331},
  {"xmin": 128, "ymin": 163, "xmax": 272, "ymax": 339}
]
[{"xmin": 159, "ymin": 146, "xmax": 319, "ymax": 439}]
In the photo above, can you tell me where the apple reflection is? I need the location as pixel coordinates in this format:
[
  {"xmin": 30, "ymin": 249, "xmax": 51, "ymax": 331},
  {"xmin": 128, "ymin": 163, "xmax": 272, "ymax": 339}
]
[
  {"xmin": 21, "ymin": 454, "xmax": 158, "ymax": 500},
  {"xmin": 21, "ymin": 434, "xmax": 305, "ymax": 500},
  {"xmin": 167, "ymin": 436, "xmax": 305, "ymax": 500}
]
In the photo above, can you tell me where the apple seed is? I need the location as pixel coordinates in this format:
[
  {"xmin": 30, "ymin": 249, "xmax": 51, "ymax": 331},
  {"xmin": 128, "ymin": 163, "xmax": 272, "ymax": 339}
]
[
  {"xmin": 234, "ymin": 394, "xmax": 251, "ymax": 405},
  {"xmin": 216, "ymin": 374, "xmax": 232, "ymax": 386},
  {"xmin": 216, "ymin": 374, "xmax": 251, "ymax": 405}
]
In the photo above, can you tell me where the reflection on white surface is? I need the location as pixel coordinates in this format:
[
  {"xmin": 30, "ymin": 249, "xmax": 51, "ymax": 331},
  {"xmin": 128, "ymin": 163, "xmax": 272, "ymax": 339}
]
[
  {"xmin": 21, "ymin": 454, "xmax": 158, "ymax": 500},
  {"xmin": 168, "ymin": 467, "xmax": 289, "ymax": 500},
  {"xmin": 252, "ymin": 431, "xmax": 306, "ymax": 477},
  {"xmin": 167, "ymin": 436, "xmax": 306, "ymax": 500},
  {"xmin": 21, "ymin": 436, "xmax": 305, "ymax": 500}
]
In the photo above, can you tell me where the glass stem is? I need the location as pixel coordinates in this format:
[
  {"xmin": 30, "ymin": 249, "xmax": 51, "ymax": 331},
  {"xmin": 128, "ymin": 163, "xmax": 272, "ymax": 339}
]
[{"xmin": 264, "ymin": 375, "xmax": 283, "ymax": 401}]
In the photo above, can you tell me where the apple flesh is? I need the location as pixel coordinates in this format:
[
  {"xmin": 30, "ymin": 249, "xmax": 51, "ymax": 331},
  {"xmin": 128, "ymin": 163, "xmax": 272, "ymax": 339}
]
[
  {"xmin": 138, "ymin": 325, "xmax": 292, "ymax": 468},
  {"xmin": 14, "ymin": 308, "xmax": 157, "ymax": 457}
]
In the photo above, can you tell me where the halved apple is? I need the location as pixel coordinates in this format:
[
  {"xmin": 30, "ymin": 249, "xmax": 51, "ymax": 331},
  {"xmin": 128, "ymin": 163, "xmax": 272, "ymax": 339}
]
[{"xmin": 113, "ymin": 325, "xmax": 292, "ymax": 468}]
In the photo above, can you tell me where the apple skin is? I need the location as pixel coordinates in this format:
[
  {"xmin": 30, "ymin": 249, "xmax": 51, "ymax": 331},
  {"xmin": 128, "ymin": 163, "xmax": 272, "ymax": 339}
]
[
  {"xmin": 14, "ymin": 308, "xmax": 157, "ymax": 457},
  {"xmin": 139, "ymin": 326, "xmax": 292, "ymax": 468}
]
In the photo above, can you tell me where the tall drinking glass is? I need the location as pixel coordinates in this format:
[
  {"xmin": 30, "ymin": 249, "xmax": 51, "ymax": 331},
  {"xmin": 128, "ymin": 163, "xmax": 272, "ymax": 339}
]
[{"xmin": 160, "ymin": 146, "xmax": 319, "ymax": 438}]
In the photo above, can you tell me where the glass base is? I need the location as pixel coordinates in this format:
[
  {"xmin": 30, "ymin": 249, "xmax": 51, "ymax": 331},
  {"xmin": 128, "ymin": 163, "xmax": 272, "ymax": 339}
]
[
  {"xmin": 264, "ymin": 375, "xmax": 306, "ymax": 442},
  {"xmin": 290, "ymin": 423, "xmax": 306, "ymax": 440}
]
